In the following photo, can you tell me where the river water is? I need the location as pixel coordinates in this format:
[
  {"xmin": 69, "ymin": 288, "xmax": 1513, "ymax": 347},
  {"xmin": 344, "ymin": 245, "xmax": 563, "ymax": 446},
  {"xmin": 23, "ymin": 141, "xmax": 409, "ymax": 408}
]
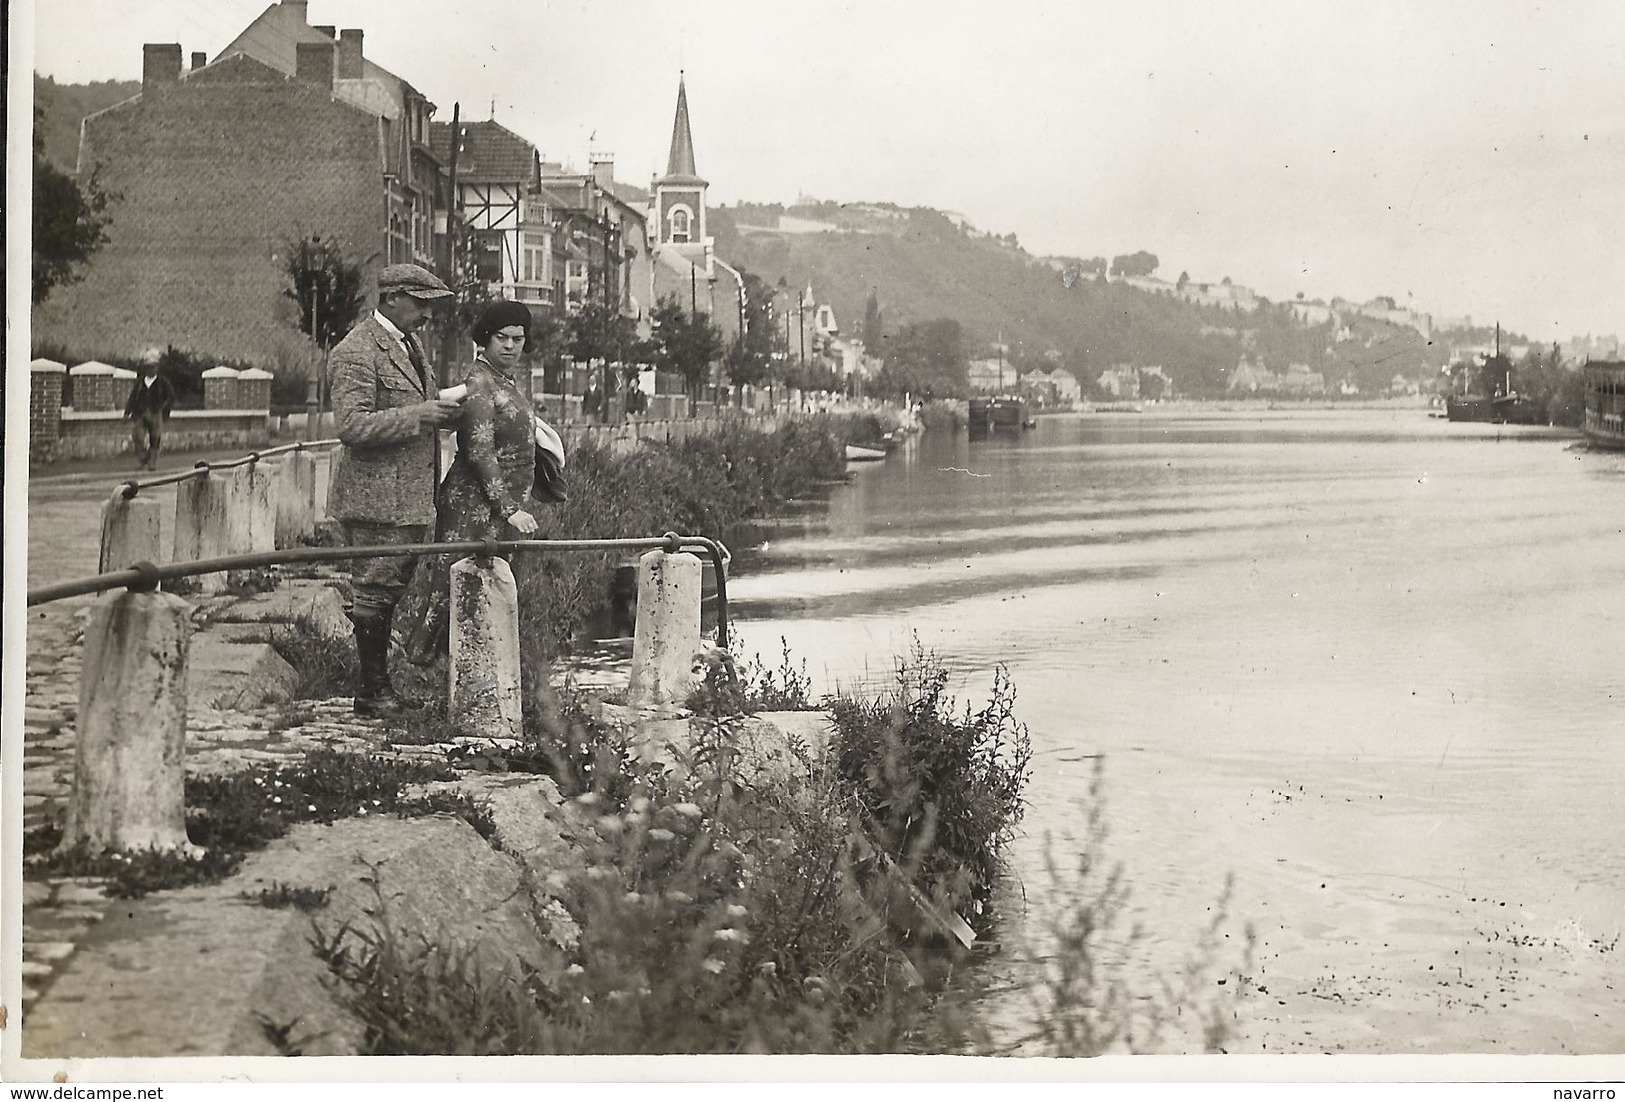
[{"xmin": 726, "ymin": 407, "xmax": 1625, "ymax": 1057}]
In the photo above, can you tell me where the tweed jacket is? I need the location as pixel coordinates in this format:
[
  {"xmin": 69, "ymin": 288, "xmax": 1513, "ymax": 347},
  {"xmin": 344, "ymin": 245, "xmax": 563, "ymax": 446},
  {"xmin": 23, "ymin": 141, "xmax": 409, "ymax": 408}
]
[{"xmin": 327, "ymin": 314, "xmax": 440, "ymax": 526}]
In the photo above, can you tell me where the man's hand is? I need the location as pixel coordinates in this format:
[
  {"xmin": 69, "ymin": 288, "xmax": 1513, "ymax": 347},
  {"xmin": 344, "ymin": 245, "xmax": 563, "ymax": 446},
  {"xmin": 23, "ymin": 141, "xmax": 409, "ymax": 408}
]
[
  {"xmin": 505, "ymin": 509, "xmax": 539, "ymax": 534},
  {"xmin": 417, "ymin": 398, "xmax": 464, "ymax": 428}
]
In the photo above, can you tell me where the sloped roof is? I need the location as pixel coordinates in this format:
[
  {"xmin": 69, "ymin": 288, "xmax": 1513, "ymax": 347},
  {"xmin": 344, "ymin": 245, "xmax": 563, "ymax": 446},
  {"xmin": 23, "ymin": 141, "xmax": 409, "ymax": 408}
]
[
  {"xmin": 533, "ymin": 184, "xmax": 575, "ymax": 210},
  {"xmin": 660, "ymin": 75, "xmax": 707, "ymax": 187},
  {"xmin": 430, "ymin": 118, "xmax": 537, "ymax": 184},
  {"xmin": 217, "ymin": 2, "xmax": 429, "ymax": 119},
  {"xmin": 601, "ymin": 178, "xmax": 650, "ymax": 207}
]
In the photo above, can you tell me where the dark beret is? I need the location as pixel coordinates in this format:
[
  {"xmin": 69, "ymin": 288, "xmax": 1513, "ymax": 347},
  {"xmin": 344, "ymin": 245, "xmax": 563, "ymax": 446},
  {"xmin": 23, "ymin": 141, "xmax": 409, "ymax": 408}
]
[{"xmin": 472, "ymin": 300, "xmax": 533, "ymax": 346}]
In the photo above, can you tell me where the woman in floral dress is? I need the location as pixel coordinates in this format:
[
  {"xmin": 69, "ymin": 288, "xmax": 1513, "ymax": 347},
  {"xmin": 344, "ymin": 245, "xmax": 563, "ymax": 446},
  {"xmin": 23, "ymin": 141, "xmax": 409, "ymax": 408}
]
[{"xmin": 402, "ymin": 299, "xmax": 541, "ymax": 662}]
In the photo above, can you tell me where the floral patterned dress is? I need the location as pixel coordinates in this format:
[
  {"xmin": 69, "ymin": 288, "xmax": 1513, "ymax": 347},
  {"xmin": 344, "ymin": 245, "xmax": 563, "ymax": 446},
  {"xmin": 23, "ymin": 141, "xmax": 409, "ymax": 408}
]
[{"xmin": 400, "ymin": 355, "xmax": 536, "ymax": 661}]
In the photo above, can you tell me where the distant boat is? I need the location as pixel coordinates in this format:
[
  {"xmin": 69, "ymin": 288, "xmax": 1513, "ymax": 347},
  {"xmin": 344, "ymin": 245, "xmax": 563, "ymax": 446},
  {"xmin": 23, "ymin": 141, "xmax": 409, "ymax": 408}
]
[
  {"xmin": 968, "ymin": 394, "xmax": 1030, "ymax": 436},
  {"xmin": 1582, "ymin": 359, "xmax": 1625, "ymax": 449},
  {"xmin": 1444, "ymin": 324, "xmax": 1544, "ymax": 425},
  {"xmin": 845, "ymin": 443, "xmax": 888, "ymax": 462}
]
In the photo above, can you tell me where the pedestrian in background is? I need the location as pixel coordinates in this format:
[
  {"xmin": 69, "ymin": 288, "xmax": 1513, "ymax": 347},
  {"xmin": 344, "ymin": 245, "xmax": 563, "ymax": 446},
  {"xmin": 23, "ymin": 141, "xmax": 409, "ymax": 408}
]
[
  {"xmin": 327, "ymin": 263, "xmax": 463, "ymax": 718},
  {"xmin": 123, "ymin": 348, "xmax": 175, "ymax": 469}
]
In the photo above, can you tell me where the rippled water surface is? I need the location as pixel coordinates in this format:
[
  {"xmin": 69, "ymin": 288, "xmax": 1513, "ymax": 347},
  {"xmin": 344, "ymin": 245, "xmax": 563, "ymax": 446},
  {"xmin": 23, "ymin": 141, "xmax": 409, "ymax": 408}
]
[{"xmin": 728, "ymin": 408, "xmax": 1625, "ymax": 1056}]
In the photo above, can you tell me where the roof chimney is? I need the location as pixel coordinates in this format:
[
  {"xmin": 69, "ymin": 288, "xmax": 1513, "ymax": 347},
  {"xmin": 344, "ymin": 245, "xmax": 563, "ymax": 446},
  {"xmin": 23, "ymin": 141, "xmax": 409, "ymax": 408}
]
[
  {"xmin": 337, "ymin": 28, "xmax": 364, "ymax": 79},
  {"xmin": 142, "ymin": 43, "xmax": 183, "ymax": 88},
  {"xmin": 591, "ymin": 152, "xmax": 615, "ymax": 189},
  {"xmin": 315, "ymin": 24, "xmax": 336, "ymax": 37},
  {"xmin": 295, "ymin": 40, "xmax": 335, "ymax": 91},
  {"xmin": 281, "ymin": 0, "xmax": 309, "ymax": 24},
  {"xmin": 191, "ymin": 51, "xmax": 208, "ymax": 71}
]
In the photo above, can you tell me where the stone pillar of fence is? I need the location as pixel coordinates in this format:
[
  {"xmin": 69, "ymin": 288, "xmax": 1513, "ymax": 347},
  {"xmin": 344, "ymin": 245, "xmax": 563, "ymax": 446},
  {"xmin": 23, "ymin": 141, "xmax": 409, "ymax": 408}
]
[
  {"xmin": 225, "ymin": 461, "xmax": 276, "ymax": 588},
  {"xmin": 202, "ymin": 366, "xmax": 241, "ymax": 410},
  {"xmin": 98, "ymin": 489, "xmax": 164, "ymax": 574},
  {"xmin": 172, "ymin": 471, "xmax": 232, "ymax": 594},
  {"xmin": 237, "ymin": 367, "xmax": 274, "ymax": 411},
  {"xmin": 69, "ymin": 360, "xmax": 118, "ymax": 412},
  {"xmin": 62, "ymin": 588, "xmax": 199, "ymax": 855},
  {"xmin": 273, "ymin": 451, "xmax": 318, "ymax": 548},
  {"xmin": 111, "ymin": 366, "xmax": 138, "ymax": 406},
  {"xmin": 628, "ymin": 549, "xmax": 702, "ymax": 706},
  {"xmin": 448, "ymin": 554, "xmax": 523, "ymax": 740},
  {"xmin": 30, "ymin": 360, "xmax": 67, "ymax": 463}
]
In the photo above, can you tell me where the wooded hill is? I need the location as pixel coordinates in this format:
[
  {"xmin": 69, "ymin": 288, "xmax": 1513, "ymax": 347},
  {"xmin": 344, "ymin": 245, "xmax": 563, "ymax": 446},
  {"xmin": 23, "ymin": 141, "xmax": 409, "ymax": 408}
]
[
  {"xmin": 34, "ymin": 73, "xmax": 1514, "ymax": 398},
  {"xmin": 33, "ymin": 74, "xmax": 141, "ymax": 172},
  {"xmin": 714, "ymin": 200, "xmax": 1510, "ymax": 398}
]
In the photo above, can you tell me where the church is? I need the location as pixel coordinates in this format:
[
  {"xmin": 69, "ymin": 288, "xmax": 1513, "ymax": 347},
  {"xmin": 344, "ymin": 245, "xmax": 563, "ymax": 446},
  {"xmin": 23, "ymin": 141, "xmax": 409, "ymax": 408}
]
[{"xmin": 645, "ymin": 74, "xmax": 746, "ymax": 349}]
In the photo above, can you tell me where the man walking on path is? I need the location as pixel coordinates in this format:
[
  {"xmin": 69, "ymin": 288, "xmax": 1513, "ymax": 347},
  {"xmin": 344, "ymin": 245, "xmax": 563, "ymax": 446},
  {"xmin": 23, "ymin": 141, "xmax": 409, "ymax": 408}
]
[
  {"xmin": 122, "ymin": 349, "xmax": 175, "ymax": 469},
  {"xmin": 327, "ymin": 263, "xmax": 464, "ymax": 718}
]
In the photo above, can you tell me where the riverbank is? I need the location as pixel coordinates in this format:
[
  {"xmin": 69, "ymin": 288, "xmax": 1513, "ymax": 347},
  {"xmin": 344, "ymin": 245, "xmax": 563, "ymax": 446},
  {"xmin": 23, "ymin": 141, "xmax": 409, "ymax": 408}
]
[
  {"xmin": 18, "ymin": 407, "xmax": 1054, "ymax": 1062},
  {"xmin": 16, "ymin": 589, "xmax": 1033, "ymax": 1060}
]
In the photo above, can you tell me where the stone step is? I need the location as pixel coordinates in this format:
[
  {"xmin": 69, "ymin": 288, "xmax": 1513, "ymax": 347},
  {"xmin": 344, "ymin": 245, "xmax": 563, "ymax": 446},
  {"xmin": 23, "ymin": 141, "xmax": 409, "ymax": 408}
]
[{"xmin": 188, "ymin": 641, "xmax": 298, "ymax": 711}]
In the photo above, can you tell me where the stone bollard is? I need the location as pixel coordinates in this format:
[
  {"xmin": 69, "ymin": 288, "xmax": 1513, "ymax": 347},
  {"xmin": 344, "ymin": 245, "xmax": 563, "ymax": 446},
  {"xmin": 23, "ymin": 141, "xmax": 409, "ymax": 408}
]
[
  {"xmin": 449, "ymin": 555, "xmax": 523, "ymax": 740},
  {"xmin": 226, "ymin": 461, "xmax": 277, "ymax": 556},
  {"xmin": 273, "ymin": 450, "xmax": 317, "ymax": 548},
  {"xmin": 98, "ymin": 490, "xmax": 163, "ymax": 573},
  {"xmin": 62, "ymin": 589, "xmax": 200, "ymax": 855},
  {"xmin": 172, "ymin": 471, "xmax": 232, "ymax": 594},
  {"xmin": 628, "ymin": 549, "xmax": 702, "ymax": 706}
]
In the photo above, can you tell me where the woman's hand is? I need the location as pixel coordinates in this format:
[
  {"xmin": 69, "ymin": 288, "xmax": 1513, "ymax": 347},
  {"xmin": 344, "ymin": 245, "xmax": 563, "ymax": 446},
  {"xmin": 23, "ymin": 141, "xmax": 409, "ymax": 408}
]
[{"xmin": 505, "ymin": 509, "xmax": 539, "ymax": 535}]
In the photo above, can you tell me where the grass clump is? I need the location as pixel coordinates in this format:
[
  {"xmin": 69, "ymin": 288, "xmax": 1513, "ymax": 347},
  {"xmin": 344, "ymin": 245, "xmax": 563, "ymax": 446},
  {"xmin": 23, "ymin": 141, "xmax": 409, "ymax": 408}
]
[
  {"xmin": 244, "ymin": 881, "xmax": 334, "ymax": 912},
  {"xmin": 828, "ymin": 639, "xmax": 1032, "ymax": 932},
  {"xmin": 686, "ymin": 634, "xmax": 816, "ymax": 716},
  {"xmin": 269, "ymin": 623, "xmax": 358, "ymax": 701}
]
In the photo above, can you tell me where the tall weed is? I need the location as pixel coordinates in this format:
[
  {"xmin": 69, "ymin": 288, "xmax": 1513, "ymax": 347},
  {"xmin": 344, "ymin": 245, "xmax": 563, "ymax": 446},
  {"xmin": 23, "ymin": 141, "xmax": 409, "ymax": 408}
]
[{"xmin": 828, "ymin": 639, "xmax": 1032, "ymax": 931}]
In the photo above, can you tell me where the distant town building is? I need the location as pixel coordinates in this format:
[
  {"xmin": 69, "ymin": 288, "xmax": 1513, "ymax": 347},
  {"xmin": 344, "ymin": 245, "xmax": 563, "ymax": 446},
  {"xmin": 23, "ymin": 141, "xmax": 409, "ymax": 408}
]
[
  {"xmin": 1289, "ymin": 301, "xmax": 1337, "ymax": 326},
  {"xmin": 33, "ymin": 0, "xmax": 444, "ymax": 362},
  {"xmin": 1097, "ymin": 365, "xmax": 1141, "ymax": 399}
]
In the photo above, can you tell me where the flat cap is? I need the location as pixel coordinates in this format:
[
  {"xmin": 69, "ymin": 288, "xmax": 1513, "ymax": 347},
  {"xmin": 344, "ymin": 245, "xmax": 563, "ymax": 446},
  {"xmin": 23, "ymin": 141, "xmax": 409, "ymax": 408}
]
[{"xmin": 377, "ymin": 263, "xmax": 452, "ymax": 299}]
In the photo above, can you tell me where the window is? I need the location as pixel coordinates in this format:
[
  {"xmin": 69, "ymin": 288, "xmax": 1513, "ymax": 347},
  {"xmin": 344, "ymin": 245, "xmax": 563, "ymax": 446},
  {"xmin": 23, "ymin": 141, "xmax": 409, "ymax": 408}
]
[
  {"xmin": 669, "ymin": 207, "xmax": 690, "ymax": 243},
  {"xmin": 523, "ymin": 232, "xmax": 548, "ymax": 283}
]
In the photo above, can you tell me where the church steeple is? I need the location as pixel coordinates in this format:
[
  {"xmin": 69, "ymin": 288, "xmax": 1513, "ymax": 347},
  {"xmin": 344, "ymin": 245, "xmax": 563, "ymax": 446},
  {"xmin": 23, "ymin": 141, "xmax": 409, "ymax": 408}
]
[
  {"xmin": 653, "ymin": 72, "xmax": 709, "ymax": 255},
  {"xmin": 664, "ymin": 73, "xmax": 703, "ymax": 183}
]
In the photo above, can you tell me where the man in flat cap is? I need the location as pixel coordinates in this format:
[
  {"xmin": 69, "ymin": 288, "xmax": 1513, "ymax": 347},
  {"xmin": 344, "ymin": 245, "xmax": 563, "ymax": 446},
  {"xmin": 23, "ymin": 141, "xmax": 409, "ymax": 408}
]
[{"xmin": 328, "ymin": 263, "xmax": 464, "ymax": 718}]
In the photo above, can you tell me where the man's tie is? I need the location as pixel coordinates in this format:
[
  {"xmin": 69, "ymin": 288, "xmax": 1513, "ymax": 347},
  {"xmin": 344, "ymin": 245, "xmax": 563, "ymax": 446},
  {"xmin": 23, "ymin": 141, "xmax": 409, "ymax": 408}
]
[{"xmin": 405, "ymin": 335, "xmax": 431, "ymax": 391}]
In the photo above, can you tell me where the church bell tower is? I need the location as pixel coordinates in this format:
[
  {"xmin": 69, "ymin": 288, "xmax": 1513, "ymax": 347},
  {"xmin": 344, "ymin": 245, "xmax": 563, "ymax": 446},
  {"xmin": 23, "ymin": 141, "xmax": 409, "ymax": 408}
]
[{"xmin": 653, "ymin": 73, "xmax": 709, "ymax": 263}]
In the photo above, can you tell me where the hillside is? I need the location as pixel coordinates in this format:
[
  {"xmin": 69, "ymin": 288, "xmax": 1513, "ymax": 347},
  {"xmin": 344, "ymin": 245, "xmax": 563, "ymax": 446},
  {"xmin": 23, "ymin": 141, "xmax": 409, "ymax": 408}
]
[
  {"xmin": 713, "ymin": 200, "xmax": 1502, "ymax": 397},
  {"xmin": 33, "ymin": 74, "xmax": 142, "ymax": 171}
]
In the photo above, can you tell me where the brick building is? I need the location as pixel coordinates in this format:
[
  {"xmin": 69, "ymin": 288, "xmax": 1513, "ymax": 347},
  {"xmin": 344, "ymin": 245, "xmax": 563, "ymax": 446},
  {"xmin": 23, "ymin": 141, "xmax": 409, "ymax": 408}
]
[{"xmin": 32, "ymin": 1, "xmax": 444, "ymax": 365}]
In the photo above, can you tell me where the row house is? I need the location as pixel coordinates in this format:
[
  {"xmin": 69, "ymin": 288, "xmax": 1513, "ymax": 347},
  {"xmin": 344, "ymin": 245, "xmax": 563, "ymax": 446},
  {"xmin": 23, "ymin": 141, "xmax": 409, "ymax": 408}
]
[
  {"xmin": 539, "ymin": 158, "xmax": 652, "ymax": 319},
  {"xmin": 33, "ymin": 0, "xmax": 446, "ymax": 364},
  {"xmin": 219, "ymin": 0, "xmax": 444, "ymax": 271}
]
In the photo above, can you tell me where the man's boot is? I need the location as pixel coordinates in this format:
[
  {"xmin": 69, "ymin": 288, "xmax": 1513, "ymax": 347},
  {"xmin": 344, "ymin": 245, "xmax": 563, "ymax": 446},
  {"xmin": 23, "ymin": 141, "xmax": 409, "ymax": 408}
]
[{"xmin": 352, "ymin": 614, "xmax": 411, "ymax": 719}]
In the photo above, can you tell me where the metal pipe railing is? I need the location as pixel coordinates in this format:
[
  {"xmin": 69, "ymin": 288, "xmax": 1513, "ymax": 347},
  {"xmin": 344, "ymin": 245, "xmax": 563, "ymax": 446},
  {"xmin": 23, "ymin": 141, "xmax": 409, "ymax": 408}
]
[
  {"xmin": 115, "ymin": 439, "xmax": 341, "ymax": 499},
  {"xmin": 26, "ymin": 532, "xmax": 732, "ymax": 647}
]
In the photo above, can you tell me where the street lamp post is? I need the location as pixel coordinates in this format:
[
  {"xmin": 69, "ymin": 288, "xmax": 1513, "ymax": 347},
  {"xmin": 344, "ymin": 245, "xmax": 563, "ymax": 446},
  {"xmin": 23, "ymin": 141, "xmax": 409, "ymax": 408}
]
[{"xmin": 302, "ymin": 236, "xmax": 323, "ymax": 442}]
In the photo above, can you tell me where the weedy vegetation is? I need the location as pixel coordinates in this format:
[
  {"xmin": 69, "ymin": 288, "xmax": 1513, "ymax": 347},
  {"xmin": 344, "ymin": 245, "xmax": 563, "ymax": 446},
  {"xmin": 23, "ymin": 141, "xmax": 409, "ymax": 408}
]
[
  {"xmin": 307, "ymin": 642, "xmax": 1035, "ymax": 1054},
  {"xmin": 23, "ymin": 749, "xmax": 490, "ymax": 898}
]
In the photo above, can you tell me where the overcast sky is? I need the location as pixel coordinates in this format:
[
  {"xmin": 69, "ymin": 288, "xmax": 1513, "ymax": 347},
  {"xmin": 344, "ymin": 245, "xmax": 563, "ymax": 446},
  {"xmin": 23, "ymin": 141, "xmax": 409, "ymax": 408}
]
[{"xmin": 25, "ymin": 0, "xmax": 1625, "ymax": 342}]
